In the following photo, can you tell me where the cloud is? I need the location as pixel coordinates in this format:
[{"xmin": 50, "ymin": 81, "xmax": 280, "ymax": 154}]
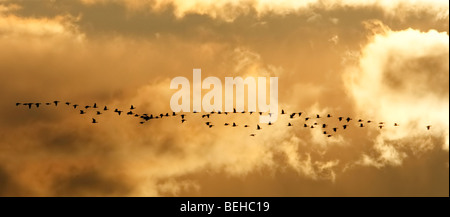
[
  {"xmin": 345, "ymin": 25, "xmax": 449, "ymax": 167},
  {"xmin": 79, "ymin": 0, "xmax": 449, "ymax": 21},
  {"xmin": 0, "ymin": 0, "xmax": 448, "ymax": 196},
  {"xmin": 0, "ymin": 7, "xmax": 83, "ymax": 40}
]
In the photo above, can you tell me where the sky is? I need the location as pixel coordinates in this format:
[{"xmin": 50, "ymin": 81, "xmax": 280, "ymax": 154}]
[{"xmin": 0, "ymin": 0, "xmax": 448, "ymax": 196}]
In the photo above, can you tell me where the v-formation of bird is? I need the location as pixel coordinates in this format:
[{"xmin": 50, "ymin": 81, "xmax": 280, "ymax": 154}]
[{"xmin": 16, "ymin": 102, "xmax": 433, "ymax": 137}]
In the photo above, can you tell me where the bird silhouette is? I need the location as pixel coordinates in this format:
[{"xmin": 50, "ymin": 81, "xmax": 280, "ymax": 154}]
[
  {"xmin": 257, "ymin": 125, "xmax": 261, "ymax": 130},
  {"xmin": 18, "ymin": 102, "xmax": 413, "ymax": 132}
]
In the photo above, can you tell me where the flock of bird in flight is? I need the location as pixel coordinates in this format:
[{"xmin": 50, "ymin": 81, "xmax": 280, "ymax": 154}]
[{"xmin": 16, "ymin": 101, "xmax": 433, "ymax": 137}]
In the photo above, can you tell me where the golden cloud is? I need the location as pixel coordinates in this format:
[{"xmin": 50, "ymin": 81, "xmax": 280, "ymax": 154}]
[
  {"xmin": 0, "ymin": 0, "xmax": 448, "ymax": 196},
  {"xmin": 345, "ymin": 24, "xmax": 449, "ymax": 167},
  {"xmin": 79, "ymin": 0, "xmax": 449, "ymax": 21}
]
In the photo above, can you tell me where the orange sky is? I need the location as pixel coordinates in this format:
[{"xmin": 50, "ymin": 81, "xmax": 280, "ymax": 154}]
[{"xmin": 0, "ymin": 0, "xmax": 448, "ymax": 196}]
